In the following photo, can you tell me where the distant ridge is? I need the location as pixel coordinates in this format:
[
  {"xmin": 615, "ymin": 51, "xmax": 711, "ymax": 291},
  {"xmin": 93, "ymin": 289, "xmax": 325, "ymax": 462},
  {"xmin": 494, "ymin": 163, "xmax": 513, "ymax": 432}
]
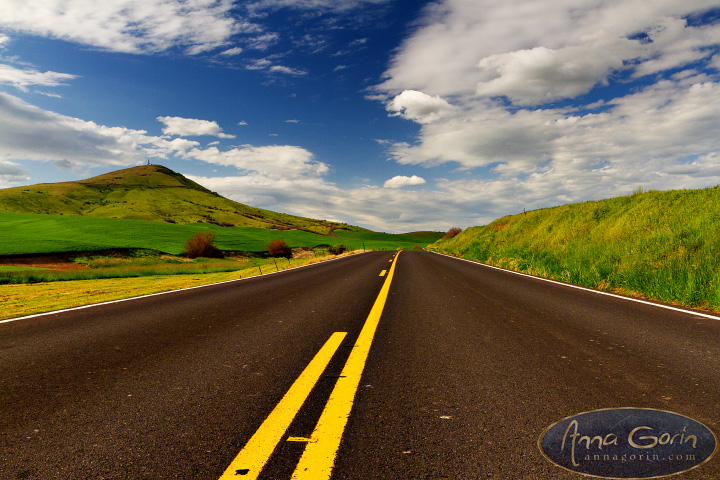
[{"xmin": 0, "ymin": 165, "xmax": 364, "ymax": 235}]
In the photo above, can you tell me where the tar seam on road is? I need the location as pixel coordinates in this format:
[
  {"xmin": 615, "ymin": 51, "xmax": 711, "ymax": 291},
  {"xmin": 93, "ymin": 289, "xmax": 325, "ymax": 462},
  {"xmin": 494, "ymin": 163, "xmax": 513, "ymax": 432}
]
[
  {"xmin": 430, "ymin": 251, "xmax": 720, "ymax": 321},
  {"xmin": 0, "ymin": 252, "xmax": 369, "ymax": 325},
  {"xmin": 290, "ymin": 252, "xmax": 400, "ymax": 480},
  {"xmin": 218, "ymin": 332, "xmax": 347, "ymax": 480}
]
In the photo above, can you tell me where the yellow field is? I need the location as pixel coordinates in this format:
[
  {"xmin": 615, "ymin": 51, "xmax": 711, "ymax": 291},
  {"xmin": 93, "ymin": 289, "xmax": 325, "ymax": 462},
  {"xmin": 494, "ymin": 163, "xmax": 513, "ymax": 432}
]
[{"xmin": 0, "ymin": 252, "xmax": 359, "ymax": 321}]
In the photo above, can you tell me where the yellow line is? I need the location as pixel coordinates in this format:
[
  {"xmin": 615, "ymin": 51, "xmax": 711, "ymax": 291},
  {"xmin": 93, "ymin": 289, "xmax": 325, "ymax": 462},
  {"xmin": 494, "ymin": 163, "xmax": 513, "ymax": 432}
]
[
  {"xmin": 379, "ymin": 270, "xmax": 386, "ymax": 277},
  {"xmin": 218, "ymin": 331, "xmax": 347, "ymax": 480},
  {"xmin": 291, "ymin": 252, "xmax": 400, "ymax": 480}
]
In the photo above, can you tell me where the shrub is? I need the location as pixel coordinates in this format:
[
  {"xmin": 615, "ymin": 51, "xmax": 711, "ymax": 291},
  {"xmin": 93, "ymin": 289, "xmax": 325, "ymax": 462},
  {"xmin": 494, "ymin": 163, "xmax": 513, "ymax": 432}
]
[
  {"xmin": 328, "ymin": 244, "xmax": 347, "ymax": 255},
  {"xmin": 443, "ymin": 227, "xmax": 462, "ymax": 239},
  {"xmin": 184, "ymin": 231, "xmax": 223, "ymax": 259},
  {"xmin": 267, "ymin": 239, "xmax": 292, "ymax": 259}
]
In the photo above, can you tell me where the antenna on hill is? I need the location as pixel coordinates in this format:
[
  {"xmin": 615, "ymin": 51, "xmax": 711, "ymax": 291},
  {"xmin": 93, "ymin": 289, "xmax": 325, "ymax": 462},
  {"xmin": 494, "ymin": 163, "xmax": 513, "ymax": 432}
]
[{"xmin": 146, "ymin": 158, "xmax": 151, "ymax": 165}]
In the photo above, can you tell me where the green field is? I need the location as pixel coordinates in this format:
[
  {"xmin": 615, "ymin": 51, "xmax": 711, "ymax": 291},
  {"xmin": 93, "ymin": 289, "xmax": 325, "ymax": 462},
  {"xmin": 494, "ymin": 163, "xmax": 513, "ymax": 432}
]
[
  {"xmin": 431, "ymin": 186, "xmax": 720, "ymax": 311},
  {"xmin": 0, "ymin": 211, "xmax": 441, "ymax": 256}
]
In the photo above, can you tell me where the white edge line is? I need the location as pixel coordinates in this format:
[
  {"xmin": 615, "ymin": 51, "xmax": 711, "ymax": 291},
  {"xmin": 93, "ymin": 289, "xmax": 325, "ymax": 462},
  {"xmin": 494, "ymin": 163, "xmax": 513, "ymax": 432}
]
[
  {"xmin": 429, "ymin": 251, "xmax": 720, "ymax": 321},
  {"xmin": 0, "ymin": 251, "xmax": 371, "ymax": 325}
]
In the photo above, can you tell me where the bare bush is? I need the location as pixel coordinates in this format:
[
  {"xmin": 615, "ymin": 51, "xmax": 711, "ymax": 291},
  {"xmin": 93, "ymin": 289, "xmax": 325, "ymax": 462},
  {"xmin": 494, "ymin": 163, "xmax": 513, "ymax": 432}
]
[
  {"xmin": 184, "ymin": 231, "xmax": 223, "ymax": 259},
  {"xmin": 328, "ymin": 244, "xmax": 347, "ymax": 255},
  {"xmin": 267, "ymin": 239, "xmax": 292, "ymax": 259},
  {"xmin": 443, "ymin": 227, "xmax": 462, "ymax": 239}
]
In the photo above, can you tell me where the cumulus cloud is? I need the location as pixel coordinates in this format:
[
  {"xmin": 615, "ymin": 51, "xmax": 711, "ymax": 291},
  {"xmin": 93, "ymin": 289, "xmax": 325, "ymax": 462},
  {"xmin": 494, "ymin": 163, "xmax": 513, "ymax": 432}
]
[
  {"xmin": 371, "ymin": 0, "xmax": 720, "ymax": 228},
  {"xmin": 0, "ymin": 0, "xmax": 249, "ymax": 54},
  {"xmin": 386, "ymin": 90, "xmax": 457, "ymax": 123},
  {"xmin": 383, "ymin": 175, "xmax": 427, "ymax": 188},
  {"xmin": 377, "ymin": 1, "xmax": 720, "ymax": 100},
  {"xmin": 0, "ymin": 93, "xmax": 208, "ymax": 167},
  {"xmin": 0, "ymin": 92, "xmax": 149, "ymax": 165},
  {"xmin": 184, "ymin": 145, "xmax": 327, "ymax": 178},
  {"xmin": 187, "ymin": 173, "xmax": 466, "ymax": 232},
  {"xmin": 475, "ymin": 42, "xmax": 633, "ymax": 105},
  {"xmin": 390, "ymin": 80, "xmax": 720, "ymax": 170},
  {"xmin": 157, "ymin": 116, "xmax": 235, "ymax": 138},
  {"xmin": 0, "ymin": 160, "xmax": 30, "ymax": 186},
  {"xmin": 0, "ymin": 63, "xmax": 77, "ymax": 91}
]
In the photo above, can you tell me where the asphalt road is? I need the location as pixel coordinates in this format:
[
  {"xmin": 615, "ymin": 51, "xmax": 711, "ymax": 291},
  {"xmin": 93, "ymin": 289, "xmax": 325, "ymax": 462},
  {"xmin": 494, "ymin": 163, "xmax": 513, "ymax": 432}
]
[{"xmin": 1, "ymin": 250, "xmax": 718, "ymax": 479}]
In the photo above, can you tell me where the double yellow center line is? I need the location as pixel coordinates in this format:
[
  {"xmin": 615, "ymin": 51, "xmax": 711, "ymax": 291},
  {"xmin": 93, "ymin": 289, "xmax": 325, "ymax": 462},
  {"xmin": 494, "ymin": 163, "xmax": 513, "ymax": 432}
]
[{"xmin": 220, "ymin": 252, "xmax": 400, "ymax": 479}]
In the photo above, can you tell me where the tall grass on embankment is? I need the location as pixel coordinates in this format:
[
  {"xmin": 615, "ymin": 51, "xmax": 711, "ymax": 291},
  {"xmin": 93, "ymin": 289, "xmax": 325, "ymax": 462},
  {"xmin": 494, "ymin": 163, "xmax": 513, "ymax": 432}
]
[{"xmin": 430, "ymin": 186, "xmax": 720, "ymax": 311}]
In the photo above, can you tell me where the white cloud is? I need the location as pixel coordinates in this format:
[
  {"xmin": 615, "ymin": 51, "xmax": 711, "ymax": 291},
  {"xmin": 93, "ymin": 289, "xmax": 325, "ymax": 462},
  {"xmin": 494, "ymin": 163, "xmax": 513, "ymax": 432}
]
[
  {"xmin": 389, "ymin": 80, "xmax": 720, "ymax": 170},
  {"xmin": 246, "ymin": 57, "xmax": 307, "ymax": 75},
  {"xmin": 387, "ymin": 90, "xmax": 457, "ymax": 124},
  {"xmin": 183, "ymin": 144, "xmax": 327, "ymax": 179},
  {"xmin": 294, "ymin": 34, "xmax": 328, "ymax": 54},
  {"xmin": 0, "ymin": 92, "xmax": 203, "ymax": 167},
  {"xmin": 238, "ymin": 121, "xmax": 248, "ymax": 126},
  {"xmin": 187, "ymin": 173, "xmax": 463, "ymax": 232},
  {"xmin": 0, "ymin": 92, "xmax": 144, "ymax": 165},
  {"xmin": 371, "ymin": 0, "xmax": 720, "ymax": 229},
  {"xmin": 383, "ymin": 175, "xmax": 427, "ymax": 188},
  {"xmin": 475, "ymin": 42, "xmax": 633, "ymax": 105},
  {"xmin": 0, "ymin": 160, "xmax": 30, "ymax": 186},
  {"xmin": 377, "ymin": 0, "xmax": 720, "ymax": 100},
  {"xmin": 268, "ymin": 65, "xmax": 308, "ymax": 76},
  {"xmin": 285, "ymin": 119, "xmax": 299, "ymax": 123},
  {"xmin": 157, "ymin": 116, "xmax": 235, "ymax": 138},
  {"xmin": 0, "ymin": 34, "xmax": 9, "ymax": 48},
  {"xmin": 246, "ymin": 33, "xmax": 280, "ymax": 51},
  {"xmin": 0, "ymin": 63, "xmax": 77, "ymax": 91},
  {"xmin": 220, "ymin": 47, "xmax": 244, "ymax": 56},
  {"xmin": 0, "ymin": 0, "xmax": 249, "ymax": 55}
]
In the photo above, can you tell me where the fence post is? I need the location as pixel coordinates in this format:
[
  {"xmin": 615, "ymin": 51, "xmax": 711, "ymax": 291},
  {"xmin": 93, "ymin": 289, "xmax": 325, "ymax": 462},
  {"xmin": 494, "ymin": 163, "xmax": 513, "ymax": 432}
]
[{"xmin": 273, "ymin": 258, "xmax": 278, "ymax": 271}]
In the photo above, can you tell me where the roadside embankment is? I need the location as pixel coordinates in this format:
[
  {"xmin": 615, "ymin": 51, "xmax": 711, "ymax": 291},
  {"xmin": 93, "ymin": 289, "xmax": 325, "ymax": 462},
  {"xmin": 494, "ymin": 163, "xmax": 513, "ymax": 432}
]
[{"xmin": 430, "ymin": 186, "xmax": 720, "ymax": 312}]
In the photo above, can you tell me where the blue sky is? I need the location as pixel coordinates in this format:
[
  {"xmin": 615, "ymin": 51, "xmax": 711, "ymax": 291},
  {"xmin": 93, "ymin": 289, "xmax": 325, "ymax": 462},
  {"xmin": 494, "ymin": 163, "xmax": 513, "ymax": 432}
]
[{"xmin": 1, "ymin": 1, "xmax": 719, "ymax": 232}]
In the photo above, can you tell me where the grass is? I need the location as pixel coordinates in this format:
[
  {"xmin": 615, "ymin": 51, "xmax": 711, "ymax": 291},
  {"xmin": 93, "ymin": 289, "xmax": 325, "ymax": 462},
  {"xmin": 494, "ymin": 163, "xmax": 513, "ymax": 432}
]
[
  {"xmin": 0, "ymin": 211, "xmax": 434, "ymax": 256},
  {"xmin": 430, "ymin": 186, "xmax": 720, "ymax": 312},
  {"xmin": 0, "ymin": 255, "xmax": 250, "ymax": 284},
  {"xmin": 332, "ymin": 229, "xmax": 444, "ymax": 250},
  {"xmin": 0, "ymin": 251, "xmax": 362, "ymax": 320}
]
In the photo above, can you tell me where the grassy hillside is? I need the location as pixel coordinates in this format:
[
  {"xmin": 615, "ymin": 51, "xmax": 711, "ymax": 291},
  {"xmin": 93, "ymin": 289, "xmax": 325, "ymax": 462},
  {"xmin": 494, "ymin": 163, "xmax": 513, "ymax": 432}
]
[
  {"xmin": 0, "ymin": 165, "xmax": 363, "ymax": 234},
  {"xmin": 431, "ymin": 186, "xmax": 720, "ymax": 311},
  {"xmin": 0, "ymin": 212, "xmax": 435, "ymax": 256}
]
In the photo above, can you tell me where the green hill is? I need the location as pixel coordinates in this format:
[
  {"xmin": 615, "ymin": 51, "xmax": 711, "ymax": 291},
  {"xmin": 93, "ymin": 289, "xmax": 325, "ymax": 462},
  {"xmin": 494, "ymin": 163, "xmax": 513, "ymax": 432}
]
[
  {"xmin": 0, "ymin": 164, "xmax": 363, "ymax": 234},
  {"xmin": 431, "ymin": 186, "xmax": 720, "ymax": 311}
]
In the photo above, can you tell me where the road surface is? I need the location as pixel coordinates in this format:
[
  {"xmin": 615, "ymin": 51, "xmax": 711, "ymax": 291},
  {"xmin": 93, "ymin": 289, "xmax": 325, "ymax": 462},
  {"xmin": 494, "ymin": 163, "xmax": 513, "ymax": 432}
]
[{"xmin": 1, "ymin": 250, "xmax": 718, "ymax": 479}]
